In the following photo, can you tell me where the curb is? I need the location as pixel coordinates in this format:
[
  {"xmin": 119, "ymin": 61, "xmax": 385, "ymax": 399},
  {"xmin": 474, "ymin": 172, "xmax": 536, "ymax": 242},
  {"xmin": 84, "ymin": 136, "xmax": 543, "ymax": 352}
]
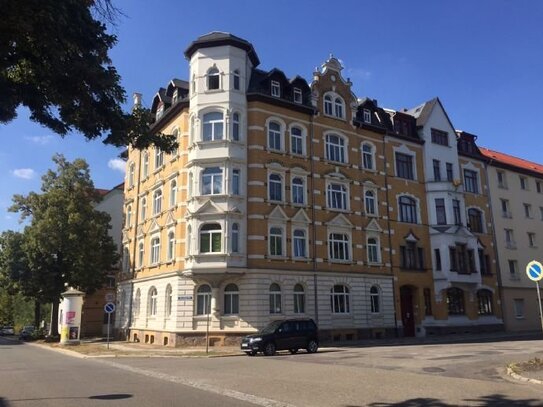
[{"xmin": 506, "ymin": 366, "xmax": 543, "ymax": 385}]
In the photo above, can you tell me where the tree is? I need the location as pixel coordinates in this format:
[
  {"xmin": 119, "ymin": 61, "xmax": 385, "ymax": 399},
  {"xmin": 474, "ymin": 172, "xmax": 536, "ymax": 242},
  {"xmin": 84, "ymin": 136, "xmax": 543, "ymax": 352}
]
[
  {"xmin": 0, "ymin": 0, "xmax": 175, "ymax": 151},
  {"xmin": 9, "ymin": 154, "xmax": 118, "ymax": 336}
]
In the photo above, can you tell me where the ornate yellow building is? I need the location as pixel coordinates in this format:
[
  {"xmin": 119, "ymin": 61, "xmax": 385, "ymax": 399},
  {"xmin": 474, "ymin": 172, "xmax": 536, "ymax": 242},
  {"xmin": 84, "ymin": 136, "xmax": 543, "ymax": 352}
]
[{"xmin": 116, "ymin": 33, "xmax": 502, "ymax": 346}]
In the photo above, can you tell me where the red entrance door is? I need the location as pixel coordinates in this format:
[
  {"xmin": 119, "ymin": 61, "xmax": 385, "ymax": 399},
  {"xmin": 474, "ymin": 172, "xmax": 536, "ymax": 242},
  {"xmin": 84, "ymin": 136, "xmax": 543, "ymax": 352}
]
[{"xmin": 400, "ymin": 286, "xmax": 415, "ymax": 337}]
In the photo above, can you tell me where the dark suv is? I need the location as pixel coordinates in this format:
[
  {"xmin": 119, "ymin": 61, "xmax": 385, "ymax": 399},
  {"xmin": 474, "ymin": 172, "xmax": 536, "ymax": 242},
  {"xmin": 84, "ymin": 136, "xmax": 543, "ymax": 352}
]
[{"xmin": 240, "ymin": 318, "xmax": 318, "ymax": 356}]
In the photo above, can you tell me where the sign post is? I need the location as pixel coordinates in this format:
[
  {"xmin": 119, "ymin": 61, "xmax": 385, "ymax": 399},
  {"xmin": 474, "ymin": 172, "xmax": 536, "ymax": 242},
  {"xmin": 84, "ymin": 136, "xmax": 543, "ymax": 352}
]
[
  {"xmin": 104, "ymin": 302, "xmax": 116, "ymax": 350},
  {"xmin": 526, "ymin": 260, "xmax": 543, "ymax": 333}
]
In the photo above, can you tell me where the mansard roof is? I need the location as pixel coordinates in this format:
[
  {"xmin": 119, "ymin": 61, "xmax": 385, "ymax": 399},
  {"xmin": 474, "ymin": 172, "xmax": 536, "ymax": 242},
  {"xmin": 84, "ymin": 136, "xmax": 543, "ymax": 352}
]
[
  {"xmin": 354, "ymin": 97, "xmax": 393, "ymax": 134},
  {"xmin": 184, "ymin": 31, "xmax": 260, "ymax": 66},
  {"xmin": 456, "ymin": 130, "xmax": 485, "ymax": 160}
]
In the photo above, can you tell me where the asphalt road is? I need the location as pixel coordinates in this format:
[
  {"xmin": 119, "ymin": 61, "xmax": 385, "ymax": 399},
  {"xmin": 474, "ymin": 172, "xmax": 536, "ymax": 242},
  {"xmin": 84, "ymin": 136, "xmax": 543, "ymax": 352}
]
[
  {"xmin": 2, "ymin": 335, "xmax": 543, "ymax": 406},
  {"xmin": 0, "ymin": 336, "xmax": 256, "ymax": 407}
]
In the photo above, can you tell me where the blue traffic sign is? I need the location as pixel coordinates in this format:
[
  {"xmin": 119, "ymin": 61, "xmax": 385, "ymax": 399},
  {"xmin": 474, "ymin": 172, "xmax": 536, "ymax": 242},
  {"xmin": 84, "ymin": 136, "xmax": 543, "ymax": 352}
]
[
  {"xmin": 104, "ymin": 302, "xmax": 116, "ymax": 314},
  {"xmin": 526, "ymin": 260, "xmax": 543, "ymax": 282}
]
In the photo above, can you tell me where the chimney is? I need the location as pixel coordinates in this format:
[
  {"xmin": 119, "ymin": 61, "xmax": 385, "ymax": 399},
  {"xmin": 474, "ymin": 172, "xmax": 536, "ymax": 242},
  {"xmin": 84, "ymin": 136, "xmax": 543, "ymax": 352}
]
[{"xmin": 132, "ymin": 92, "xmax": 142, "ymax": 109}]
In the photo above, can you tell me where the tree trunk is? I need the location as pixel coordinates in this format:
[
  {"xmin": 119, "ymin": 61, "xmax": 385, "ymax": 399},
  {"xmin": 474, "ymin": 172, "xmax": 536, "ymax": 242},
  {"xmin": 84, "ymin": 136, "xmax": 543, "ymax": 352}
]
[
  {"xmin": 33, "ymin": 300, "xmax": 41, "ymax": 328},
  {"xmin": 49, "ymin": 301, "xmax": 59, "ymax": 337}
]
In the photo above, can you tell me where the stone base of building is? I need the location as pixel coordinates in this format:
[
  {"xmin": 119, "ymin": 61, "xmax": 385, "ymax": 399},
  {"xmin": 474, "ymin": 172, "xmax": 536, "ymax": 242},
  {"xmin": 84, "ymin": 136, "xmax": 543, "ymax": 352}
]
[{"xmin": 423, "ymin": 323, "xmax": 504, "ymax": 336}]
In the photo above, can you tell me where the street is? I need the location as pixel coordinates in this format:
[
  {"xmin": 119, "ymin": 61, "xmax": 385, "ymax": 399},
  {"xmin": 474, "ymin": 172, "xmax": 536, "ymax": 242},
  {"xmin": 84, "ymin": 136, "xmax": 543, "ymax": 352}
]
[{"xmin": 1, "ymin": 336, "xmax": 543, "ymax": 406}]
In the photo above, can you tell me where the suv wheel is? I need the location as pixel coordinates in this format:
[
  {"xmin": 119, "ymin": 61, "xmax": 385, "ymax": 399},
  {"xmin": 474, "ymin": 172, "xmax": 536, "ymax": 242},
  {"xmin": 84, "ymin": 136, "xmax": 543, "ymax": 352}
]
[
  {"xmin": 245, "ymin": 350, "xmax": 257, "ymax": 356},
  {"xmin": 306, "ymin": 339, "xmax": 318, "ymax": 354},
  {"xmin": 263, "ymin": 342, "xmax": 276, "ymax": 356}
]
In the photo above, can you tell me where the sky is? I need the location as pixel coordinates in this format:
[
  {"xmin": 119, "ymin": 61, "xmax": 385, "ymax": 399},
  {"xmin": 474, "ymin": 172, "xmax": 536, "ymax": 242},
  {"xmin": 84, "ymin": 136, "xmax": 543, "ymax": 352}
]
[{"xmin": 2, "ymin": 0, "xmax": 543, "ymax": 232}]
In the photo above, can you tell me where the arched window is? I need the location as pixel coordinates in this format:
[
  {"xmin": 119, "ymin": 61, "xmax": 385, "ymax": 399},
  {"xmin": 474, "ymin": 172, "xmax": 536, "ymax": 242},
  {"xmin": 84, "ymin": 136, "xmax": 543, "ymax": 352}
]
[
  {"xmin": 150, "ymin": 236, "xmax": 160, "ymax": 265},
  {"xmin": 196, "ymin": 284, "xmax": 211, "ymax": 315},
  {"xmin": 365, "ymin": 190, "xmax": 376, "ymax": 215},
  {"xmin": 134, "ymin": 289, "xmax": 141, "ymax": 317},
  {"xmin": 367, "ymin": 237, "xmax": 380, "ymax": 263},
  {"xmin": 232, "ymin": 112, "xmax": 240, "ymax": 141},
  {"xmin": 188, "ymin": 173, "xmax": 193, "ymax": 198},
  {"xmin": 224, "ymin": 283, "xmax": 239, "ymax": 315},
  {"xmin": 155, "ymin": 147, "xmax": 163, "ymax": 169},
  {"xmin": 140, "ymin": 197, "xmax": 147, "ymax": 221},
  {"xmin": 269, "ymin": 227, "xmax": 284, "ymax": 256},
  {"xmin": 331, "ymin": 285, "xmax": 350, "ymax": 313},
  {"xmin": 167, "ymin": 231, "xmax": 175, "ymax": 261},
  {"xmin": 200, "ymin": 223, "xmax": 222, "ymax": 253},
  {"xmin": 362, "ymin": 143, "xmax": 374, "ymax": 170},
  {"xmin": 477, "ymin": 289, "xmax": 493, "ymax": 315},
  {"xmin": 186, "ymin": 225, "xmax": 192, "ymax": 256},
  {"xmin": 269, "ymin": 173, "xmax": 283, "ymax": 201},
  {"xmin": 165, "ymin": 284, "xmax": 172, "ymax": 317},
  {"xmin": 148, "ymin": 287, "xmax": 158, "ymax": 316},
  {"xmin": 447, "ymin": 288, "xmax": 465, "ymax": 315},
  {"xmin": 370, "ymin": 285, "xmax": 380, "ymax": 313},
  {"xmin": 128, "ymin": 163, "xmax": 135, "ymax": 187},
  {"xmin": 329, "ymin": 233, "xmax": 350, "ymax": 261},
  {"xmin": 293, "ymin": 284, "xmax": 305, "ymax": 314},
  {"xmin": 202, "ymin": 112, "xmax": 224, "ymax": 141},
  {"xmin": 202, "ymin": 167, "xmax": 223, "ymax": 195},
  {"xmin": 122, "ymin": 247, "xmax": 130, "ymax": 273},
  {"xmin": 190, "ymin": 116, "xmax": 195, "ymax": 144},
  {"xmin": 142, "ymin": 152, "xmax": 149, "ymax": 178},
  {"xmin": 325, "ymin": 134, "xmax": 346, "ymax": 163},
  {"xmin": 126, "ymin": 205, "xmax": 132, "ymax": 227},
  {"xmin": 269, "ymin": 283, "xmax": 282, "ymax": 314},
  {"xmin": 399, "ymin": 196, "xmax": 417, "ymax": 223},
  {"xmin": 293, "ymin": 229, "xmax": 306, "ymax": 258},
  {"xmin": 327, "ymin": 183, "xmax": 348, "ymax": 210},
  {"xmin": 468, "ymin": 208, "xmax": 483, "ymax": 233},
  {"xmin": 153, "ymin": 189, "xmax": 162, "ymax": 215},
  {"xmin": 292, "ymin": 177, "xmax": 305, "ymax": 204},
  {"xmin": 207, "ymin": 67, "xmax": 220, "ymax": 90},
  {"xmin": 290, "ymin": 126, "xmax": 304, "ymax": 155},
  {"xmin": 324, "ymin": 95, "xmax": 333, "ymax": 116},
  {"xmin": 170, "ymin": 180, "xmax": 177, "ymax": 207},
  {"xmin": 334, "ymin": 97, "xmax": 344, "ymax": 118},
  {"xmin": 137, "ymin": 242, "xmax": 144, "ymax": 267},
  {"xmin": 233, "ymin": 69, "xmax": 240, "ymax": 90},
  {"xmin": 231, "ymin": 223, "xmax": 239, "ymax": 253},
  {"xmin": 268, "ymin": 121, "xmax": 282, "ymax": 151}
]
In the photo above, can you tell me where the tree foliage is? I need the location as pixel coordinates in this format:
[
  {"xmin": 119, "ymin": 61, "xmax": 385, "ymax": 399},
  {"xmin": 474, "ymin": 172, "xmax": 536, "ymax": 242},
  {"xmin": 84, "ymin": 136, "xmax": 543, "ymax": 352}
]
[
  {"xmin": 8, "ymin": 154, "xmax": 119, "ymax": 334},
  {"xmin": 0, "ymin": 0, "xmax": 175, "ymax": 151}
]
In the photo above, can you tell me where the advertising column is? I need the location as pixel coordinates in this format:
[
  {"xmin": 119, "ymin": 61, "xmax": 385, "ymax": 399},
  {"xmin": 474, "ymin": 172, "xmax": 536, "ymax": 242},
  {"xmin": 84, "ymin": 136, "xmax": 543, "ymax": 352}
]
[{"xmin": 59, "ymin": 287, "xmax": 85, "ymax": 345}]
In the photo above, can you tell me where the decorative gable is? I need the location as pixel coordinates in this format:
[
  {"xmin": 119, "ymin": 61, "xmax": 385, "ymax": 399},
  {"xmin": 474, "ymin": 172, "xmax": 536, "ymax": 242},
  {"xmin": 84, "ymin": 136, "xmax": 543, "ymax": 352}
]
[
  {"xmin": 148, "ymin": 219, "xmax": 161, "ymax": 234},
  {"xmin": 268, "ymin": 206, "xmax": 288, "ymax": 221},
  {"xmin": 292, "ymin": 208, "xmax": 310, "ymax": 224},
  {"xmin": 193, "ymin": 200, "xmax": 224, "ymax": 216},
  {"xmin": 165, "ymin": 210, "xmax": 176, "ymax": 226},
  {"xmin": 404, "ymin": 231, "xmax": 419, "ymax": 242},
  {"xmin": 365, "ymin": 218, "xmax": 383, "ymax": 232},
  {"xmin": 326, "ymin": 213, "xmax": 353, "ymax": 228}
]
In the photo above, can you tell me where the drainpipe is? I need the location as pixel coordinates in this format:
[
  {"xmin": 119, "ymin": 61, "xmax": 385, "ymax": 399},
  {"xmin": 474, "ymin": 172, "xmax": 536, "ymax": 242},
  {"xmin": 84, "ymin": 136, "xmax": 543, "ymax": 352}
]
[
  {"xmin": 126, "ymin": 92, "xmax": 144, "ymax": 340},
  {"xmin": 309, "ymin": 112, "xmax": 319, "ymax": 326},
  {"xmin": 383, "ymin": 131, "xmax": 399, "ymax": 337},
  {"xmin": 483, "ymin": 158, "xmax": 505, "ymax": 326}
]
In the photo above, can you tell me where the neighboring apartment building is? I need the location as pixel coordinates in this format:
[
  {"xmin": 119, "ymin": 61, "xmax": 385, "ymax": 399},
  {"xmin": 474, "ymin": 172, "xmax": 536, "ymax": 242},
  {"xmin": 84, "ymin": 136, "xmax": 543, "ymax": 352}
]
[
  {"xmin": 116, "ymin": 32, "xmax": 504, "ymax": 346},
  {"xmin": 480, "ymin": 147, "xmax": 543, "ymax": 331}
]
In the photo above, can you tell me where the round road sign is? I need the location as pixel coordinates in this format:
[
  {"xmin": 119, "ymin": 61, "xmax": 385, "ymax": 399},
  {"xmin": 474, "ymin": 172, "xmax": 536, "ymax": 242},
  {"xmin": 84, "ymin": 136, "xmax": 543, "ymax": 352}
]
[
  {"xmin": 104, "ymin": 302, "xmax": 116, "ymax": 314},
  {"xmin": 526, "ymin": 260, "xmax": 543, "ymax": 282}
]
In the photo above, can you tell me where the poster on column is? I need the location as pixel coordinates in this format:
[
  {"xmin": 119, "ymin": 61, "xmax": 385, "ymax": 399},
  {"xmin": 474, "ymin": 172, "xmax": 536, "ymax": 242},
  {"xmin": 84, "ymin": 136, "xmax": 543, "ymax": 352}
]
[{"xmin": 65, "ymin": 311, "xmax": 76, "ymax": 325}]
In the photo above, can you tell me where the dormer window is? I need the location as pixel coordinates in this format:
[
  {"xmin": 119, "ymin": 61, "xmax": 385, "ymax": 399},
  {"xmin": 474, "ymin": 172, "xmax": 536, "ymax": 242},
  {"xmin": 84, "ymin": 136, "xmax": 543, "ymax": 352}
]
[
  {"xmin": 156, "ymin": 104, "xmax": 164, "ymax": 120},
  {"xmin": 207, "ymin": 67, "xmax": 220, "ymax": 90},
  {"xmin": 363, "ymin": 109, "xmax": 371, "ymax": 123},
  {"xmin": 271, "ymin": 80, "xmax": 280, "ymax": 97},
  {"xmin": 172, "ymin": 89, "xmax": 178, "ymax": 104},
  {"xmin": 233, "ymin": 70, "xmax": 240, "ymax": 90},
  {"xmin": 293, "ymin": 88, "xmax": 302, "ymax": 104}
]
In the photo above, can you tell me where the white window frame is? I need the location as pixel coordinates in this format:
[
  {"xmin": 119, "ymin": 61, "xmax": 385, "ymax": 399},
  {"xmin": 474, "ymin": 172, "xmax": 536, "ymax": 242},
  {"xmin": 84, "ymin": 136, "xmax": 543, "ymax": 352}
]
[
  {"xmin": 154, "ymin": 147, "xmax": 164, "ymax": 169},
  {"xmin": 290, "ymin": 124, "xmax": 306, "ymax": 156},
  {"xmin": 142, "ymin": 152, "xmax": 149, "ymax": 178},
  {"xmin": 331, "ymin": 284, "xmax": 350, "ymax": 314},
  {"xmin": 292, "ymin": 228, "xmax": 308, "ymax": 259},
  {"xmin": 196, "ymin": 284, "xmax": 211, "ymax": 315},
  {"xmin": 232, "ymin": 112, "xmax": 240, "ymax": 141},
  {"xmin": 224, "ymin": 283, "xmax": 239, "ymax": 315},
  {"xmin": 207, "ymin": 67, "xmax": 220, "ymax": 91},
  {"xmin": 152, "ymin": 189, "xmax": 162, "ymax": 215},
  {"xmin": 148, "ymin": 287, "xmax": 158, "ymax": 317},
  {"xmin": 128, "ymin": 163, "xmax": 135, "ymax": 188},
  {"xmin": 293, "ymin": 283, "xmax": 305, "ymax": 314},
  {"xmin": 269, "ymin": 225, "xmax": 285, "ymax": 257},
  {"xmin": 167, "ymin": 230, "xmax": 175, "ymax": 261},
  {"xmin": 137, "ymin": 241, "xmax": 144, "ymax": 268},
  {"xmin": 267, "ymin": 120, "xmax": 283, "ymax": 151},
  {"xmin": 361, "ymin": 142, "xmax": 375, "ymax": 171},
  {"xmin": 169, "ymin": 179, "xmax": 177, "ymax": 207},
  {"xmin": 269, "ymin": 283, "xmax": 282, "ymax": 314},
  {"xmin": 233, "ymin": 69, "xmax": 241, "ymax": 91},
  {"xmin": 271, "ymin": 80, "xmax": 280, "ymax": 97},
  {"xmin": 364, "ymin": 188, "xmax": 378, "ymax": 216},
  {"xmin": 232, "ymin": 169, "xmax": 241, "ymax": 195},
  {"xmin": 324, "ymin": 95, "xmax": 333, "ymax": 116},
  {"xmin": 326, "ymin": 181, "xmax": 349, "ymax": 211},
  {"xmin": 325, "ymin": 133, "xmax": 347, "ymax": 163},
  {"xmin": 202, "ymin": 167, "xmax": 223, "ymax": 196},
  {"xmin": 291, "ymin": 176, "xmax": 306, "ymax": 205},
  {"xmin": 165, "ymin": 284, "xmax": 172, "ymax": 317},
  {"xmin": 231, "ymin": 223, "xmax": 240, "ymax": 253},
  {"xmin": 370, "ymin": 285, "xmax": 381, "ymax": 313},
  {"xmin": 150, "ymin": 236, "xmax": 161, "ymax": 265},
  {"xmin": 126, "ymin": 205, "xmax": 132, "ymax": 228},
  {"xmin": 367, "ymin": 235, "xmax": 381, "ymax": 264},
  {"xmin": 328, "ymin": 232, "xmax": 351, "ymax": 262},
  {"xmin": 202, "ymin": 111, "xmax": 224, "ymax": 141},
  {"xmin": 293, "ymin": 87, "xmax": 302, "ymax": 104},
  {"xmin": 268, "ymin": 172, "xmax": 284, "ymax": 202},
  {"xmin": 200, "ymin": 223, "xmax": 222, "ymax": 254},
  {"xmin": 363, "ymin": 109, "xmax": 371, "ymax": 123}
]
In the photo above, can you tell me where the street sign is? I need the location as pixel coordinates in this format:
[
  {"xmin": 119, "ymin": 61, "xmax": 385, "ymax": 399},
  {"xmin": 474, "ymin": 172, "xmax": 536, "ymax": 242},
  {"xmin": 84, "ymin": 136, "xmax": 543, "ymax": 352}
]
[
  {"xmin": 178, "ymin": 295, "xmax": 193, "ymax": 301},
  {"xmin": 104, "ymin": 302, "xmax": 116, "ymax": 314},
  {"xmin": 105, "ymin": 293, "xmax": 115, "ymax": 302},
  {"xmin": 526, "ymin": 260, "xmax": 543, "ymax": 282}
]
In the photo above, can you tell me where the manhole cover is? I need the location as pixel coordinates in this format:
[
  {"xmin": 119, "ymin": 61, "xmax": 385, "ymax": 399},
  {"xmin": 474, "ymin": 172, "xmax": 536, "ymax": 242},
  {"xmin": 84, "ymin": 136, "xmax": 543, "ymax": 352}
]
[{"xmin": 423, "ymin": 367, "xmax": 446, "ymax": 373}]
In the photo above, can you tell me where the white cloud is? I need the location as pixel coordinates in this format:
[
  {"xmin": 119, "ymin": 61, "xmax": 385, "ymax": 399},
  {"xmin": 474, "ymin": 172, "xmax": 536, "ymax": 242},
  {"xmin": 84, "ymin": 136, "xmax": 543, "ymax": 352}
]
[
  {"xmin": 108, "ymin": 158, "xmax": 126, "ymax": 173},
  {"xmin": 12, "ymin": 168, "xmax": 36, "ymax": 180},
  {"xmin": 25, "ymin": 135, "xmax": 54, "ymax": 145}
]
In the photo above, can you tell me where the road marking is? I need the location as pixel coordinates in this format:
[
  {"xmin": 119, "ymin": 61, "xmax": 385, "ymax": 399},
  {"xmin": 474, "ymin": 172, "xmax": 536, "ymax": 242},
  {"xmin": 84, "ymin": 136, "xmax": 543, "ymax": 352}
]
[{"xmin": 94, "ymin": 358, "xmax": 296, "ymax": 407}]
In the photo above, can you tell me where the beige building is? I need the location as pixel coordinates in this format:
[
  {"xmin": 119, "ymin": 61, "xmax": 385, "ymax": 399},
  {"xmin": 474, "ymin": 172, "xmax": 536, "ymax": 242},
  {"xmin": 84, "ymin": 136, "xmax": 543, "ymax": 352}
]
[
  {"xmin": 481, "ymin": 147, "xmax": 543, "ymax": 331},
  {"xmin": 116, "ymin": 33, "xmax": 505, "ymax": 346}
]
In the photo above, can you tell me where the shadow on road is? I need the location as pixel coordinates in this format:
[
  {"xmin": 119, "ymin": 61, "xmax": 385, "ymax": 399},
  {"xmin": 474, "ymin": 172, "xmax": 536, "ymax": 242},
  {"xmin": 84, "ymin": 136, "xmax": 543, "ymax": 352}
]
[
  {"xmin": 2, "ymin": 394, "xmax": 132, "ymax": 404},
  {"xmin": 363, "ymin": 393, "xmax": 543, "ymax": 406},
  {"xmin": 0, "ymin": 337, "xmax": 23, "ymax": 346}
]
